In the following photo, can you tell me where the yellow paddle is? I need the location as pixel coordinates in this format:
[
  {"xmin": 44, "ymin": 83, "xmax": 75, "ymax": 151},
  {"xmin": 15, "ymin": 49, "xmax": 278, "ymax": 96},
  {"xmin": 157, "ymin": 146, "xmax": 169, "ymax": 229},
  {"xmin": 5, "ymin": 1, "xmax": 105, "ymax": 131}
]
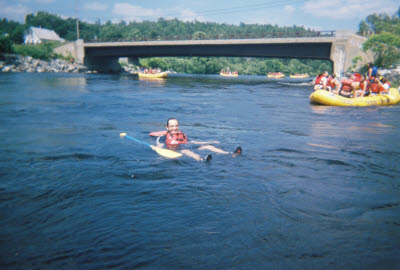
[{"xmin": 120, "ymin": 133, "xmax": 182, "ymax": 159}]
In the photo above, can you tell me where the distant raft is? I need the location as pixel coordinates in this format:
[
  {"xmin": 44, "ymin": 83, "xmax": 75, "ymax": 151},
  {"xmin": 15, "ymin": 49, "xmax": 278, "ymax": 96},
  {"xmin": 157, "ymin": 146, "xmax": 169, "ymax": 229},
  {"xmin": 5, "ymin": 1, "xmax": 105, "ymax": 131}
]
[
  {"xmin": 290, "ymin": 74, "xmax": 310, "ymax": 79},
  {"xmin": 309, "ymin": 88, "xmax": 400, "ymax": 106},
  {"xmin": 267, "ymin": 74, "xmax": 285, "ymax": 78},
  {"xmin": 220, "ymin": 72, "xmax": 238, "ymax": 77},
  {"xmin": 138, "ymin": 72, "xmax": 168, "ymax": 78}
]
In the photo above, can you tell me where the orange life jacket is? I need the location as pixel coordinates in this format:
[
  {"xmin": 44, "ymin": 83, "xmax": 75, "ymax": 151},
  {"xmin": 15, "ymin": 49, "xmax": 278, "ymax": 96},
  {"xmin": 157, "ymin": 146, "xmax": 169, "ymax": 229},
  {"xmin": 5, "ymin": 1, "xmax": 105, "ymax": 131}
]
[{"xmin": 165, "ymin": 131, "xmax": 188, "ymax": 147}]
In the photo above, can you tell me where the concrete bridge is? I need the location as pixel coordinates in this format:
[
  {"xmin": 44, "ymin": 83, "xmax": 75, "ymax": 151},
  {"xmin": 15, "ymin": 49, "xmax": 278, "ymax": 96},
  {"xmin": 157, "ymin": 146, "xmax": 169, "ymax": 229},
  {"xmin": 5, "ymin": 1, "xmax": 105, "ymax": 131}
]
[{"xmin": 55, "ymin": 32, "xmax": 372, "ymax": 74}]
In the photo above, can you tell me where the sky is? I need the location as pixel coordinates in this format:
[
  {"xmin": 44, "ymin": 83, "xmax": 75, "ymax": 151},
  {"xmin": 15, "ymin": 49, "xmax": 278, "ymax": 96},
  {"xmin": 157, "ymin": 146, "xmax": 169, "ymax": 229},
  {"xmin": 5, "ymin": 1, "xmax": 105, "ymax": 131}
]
[{"xmin": 1, "ymin": 0, "xmax": 399, "ymax": 31}]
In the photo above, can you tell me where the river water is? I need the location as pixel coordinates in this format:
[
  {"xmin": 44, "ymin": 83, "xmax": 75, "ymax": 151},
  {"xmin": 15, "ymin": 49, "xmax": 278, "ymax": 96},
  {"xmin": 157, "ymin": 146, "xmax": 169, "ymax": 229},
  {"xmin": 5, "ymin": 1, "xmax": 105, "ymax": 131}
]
[{"xmin": 0, "ymin": 72, "xmax": 399, "ymax": 269}]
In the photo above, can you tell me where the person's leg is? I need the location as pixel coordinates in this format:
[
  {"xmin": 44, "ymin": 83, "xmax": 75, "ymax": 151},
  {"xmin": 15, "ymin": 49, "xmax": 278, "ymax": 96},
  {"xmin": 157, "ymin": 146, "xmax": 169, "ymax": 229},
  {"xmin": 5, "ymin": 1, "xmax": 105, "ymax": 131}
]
[
  {"xmin": 198, "ymin": 145, "xmax": 229, "ymax": 154},
  {"xmin": 198, "ymin": 145, "xmax": 243, "ymax": 157},
  {"xmin": 181, "ymin": 149, "xmax": 211, "ymax": 162},
  {"xmin": 314, "ymin": 85, "xmax": 323, "ymax": 91}
]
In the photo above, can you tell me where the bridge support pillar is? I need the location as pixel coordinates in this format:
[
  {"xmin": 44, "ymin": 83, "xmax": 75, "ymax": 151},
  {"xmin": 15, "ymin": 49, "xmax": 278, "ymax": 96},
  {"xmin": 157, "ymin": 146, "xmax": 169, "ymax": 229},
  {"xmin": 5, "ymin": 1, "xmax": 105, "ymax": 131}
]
[
  {"xmin": 331, "ymin": 34, "xmax": 372, "ymax": 76},
  {"xmin": 127, "ymin": 57, "xmax": 140, "ymax": 66},
  {"xmin": 331, "ymin": 42, "xmax": 346, "ymax": 76},
  {"xmin": 84, "ymin": 56, "xmax": 122, "ymax": 73}
]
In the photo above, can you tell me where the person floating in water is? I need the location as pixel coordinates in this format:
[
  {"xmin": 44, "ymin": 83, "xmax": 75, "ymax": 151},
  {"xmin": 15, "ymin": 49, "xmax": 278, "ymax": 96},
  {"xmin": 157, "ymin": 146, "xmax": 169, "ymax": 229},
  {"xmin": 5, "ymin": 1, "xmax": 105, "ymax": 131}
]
[{"xmin": 150, "ymin": 118, "xmax": 242, "ymax": 162}]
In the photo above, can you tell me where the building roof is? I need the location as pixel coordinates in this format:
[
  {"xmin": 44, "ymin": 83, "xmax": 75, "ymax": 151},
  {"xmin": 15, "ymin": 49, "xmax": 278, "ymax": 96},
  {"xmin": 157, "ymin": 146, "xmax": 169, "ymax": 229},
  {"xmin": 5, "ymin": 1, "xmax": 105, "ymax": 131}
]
[{"xmin": 28, "ymin": 26, "xmax": 64, "ymax": 42}]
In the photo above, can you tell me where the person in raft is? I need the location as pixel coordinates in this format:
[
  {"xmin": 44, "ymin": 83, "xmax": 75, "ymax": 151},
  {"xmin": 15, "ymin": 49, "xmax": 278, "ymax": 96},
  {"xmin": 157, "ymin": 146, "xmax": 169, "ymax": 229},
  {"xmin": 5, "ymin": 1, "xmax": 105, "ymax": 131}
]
[
  {"xmin": 150, "ymin": 118, "xmax": 242, "ymax": 162},
  {"xmin": 313, "ymin": 71, "xmax": 329, "ymax": 91},
  {"xmin": 327, "ymin": 73, "xmax": 341, "ymax": 93},
  {"xmin": 366, "ymin": 62, "xmax": 378, "ymax": 83},
  {"xmin": 371, "ymin": 76, "xmax": 391, "ymax": 95},
  {"xmin": 354, "ymin": 74, "xmax": 370, "ymax": 98}
]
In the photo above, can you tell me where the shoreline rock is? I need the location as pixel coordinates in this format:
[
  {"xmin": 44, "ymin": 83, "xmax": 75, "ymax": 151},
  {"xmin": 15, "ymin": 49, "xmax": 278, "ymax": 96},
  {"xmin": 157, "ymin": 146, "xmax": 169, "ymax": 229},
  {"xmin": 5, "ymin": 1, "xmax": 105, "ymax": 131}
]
[
  {"xmin": 0, "ymin": 54, "xmax": 88, "ymax": 73},
  {"xmin": 378, "ymin": 67, "xmax": 400, "ymax": 83},
  {"xmin": 1, "ymin": 53, "xmax": 400, "ymax": 83}
]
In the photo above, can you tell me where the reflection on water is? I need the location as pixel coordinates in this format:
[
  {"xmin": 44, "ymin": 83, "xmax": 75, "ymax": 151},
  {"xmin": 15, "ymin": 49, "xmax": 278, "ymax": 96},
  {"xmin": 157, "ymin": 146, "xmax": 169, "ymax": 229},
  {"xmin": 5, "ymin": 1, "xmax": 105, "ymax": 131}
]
[
  {"xmin": 348, "ymin": 122, "xmax": 394, "ymax": 135},
  {"xmin": 306, "ymin": 143, "xmax": 337, "ymax": 149},
  {"xmin": 138, "ymin": 77, "xmax": 167, "ymax": 88},
  {"xmin": 310, "ymin": 119, "xmax": 394, "ymax": 140},
  {"xmin": 40, "ymin": 75, "xmax": 88, "ymax": 92}
]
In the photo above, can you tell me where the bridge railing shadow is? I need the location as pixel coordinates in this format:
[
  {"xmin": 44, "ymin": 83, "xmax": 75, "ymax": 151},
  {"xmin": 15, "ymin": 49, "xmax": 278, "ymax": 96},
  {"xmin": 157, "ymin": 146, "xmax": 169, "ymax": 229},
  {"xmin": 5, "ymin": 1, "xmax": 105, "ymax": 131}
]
[{"xmin": 86, "ymin": 31, "xmax": 336, "ymax": 43}]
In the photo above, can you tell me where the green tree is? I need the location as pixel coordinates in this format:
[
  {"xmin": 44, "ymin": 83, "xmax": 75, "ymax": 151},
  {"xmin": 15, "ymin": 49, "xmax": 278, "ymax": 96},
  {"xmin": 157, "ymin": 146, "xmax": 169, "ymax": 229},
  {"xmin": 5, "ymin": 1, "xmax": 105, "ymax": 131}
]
[
  {"xmin": 0, "ymin": 18, "xmax": 26, "ymax": 43},
  {"xmin": 358, "ymin": 7, "xmax": 400, "ymax": 36},
  {"xmin": 363, "ymin": 32, "xmax": 400, "ymax": 67},
  {"xmin": 13, "ymin": 41, "xmax": 60, "ymax": 60},
  {"xmin": 0, "ymin": 36, "xmax": 15, "ymax": 53},
  {"xmin": 193, "ymin": 31, "xmax": 207, "ymax": 40}
]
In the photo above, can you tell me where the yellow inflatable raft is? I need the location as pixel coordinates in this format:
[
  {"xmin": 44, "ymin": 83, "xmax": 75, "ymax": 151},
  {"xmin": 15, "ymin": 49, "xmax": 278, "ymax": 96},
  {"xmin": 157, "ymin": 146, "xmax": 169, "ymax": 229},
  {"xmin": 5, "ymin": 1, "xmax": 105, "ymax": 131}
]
[
  {"xmin": 267, "ymin": 74, "xmax": 285, "ymax": 78},
  {"xmin": 138, "ymin": 72, "xmax": 168, "ymax": 78},
  {"xmin": 220, "ymin": 72, "xmax": 238, "ymax": 77},
  {"xmin": 290, "ymin": 74, "xmax": 309, "ymax": 79},
  {"xmin": 309, "ymin": 88, "xmax": 400, "ymax": 106}
]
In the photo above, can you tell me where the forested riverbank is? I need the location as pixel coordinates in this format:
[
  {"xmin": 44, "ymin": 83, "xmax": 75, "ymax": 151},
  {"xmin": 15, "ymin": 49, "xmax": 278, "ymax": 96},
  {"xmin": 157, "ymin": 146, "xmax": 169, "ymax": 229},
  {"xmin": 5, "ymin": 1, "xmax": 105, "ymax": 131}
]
[{"xmin": 1, "ymin": 7, "xmax": 399, "ymax": 77}]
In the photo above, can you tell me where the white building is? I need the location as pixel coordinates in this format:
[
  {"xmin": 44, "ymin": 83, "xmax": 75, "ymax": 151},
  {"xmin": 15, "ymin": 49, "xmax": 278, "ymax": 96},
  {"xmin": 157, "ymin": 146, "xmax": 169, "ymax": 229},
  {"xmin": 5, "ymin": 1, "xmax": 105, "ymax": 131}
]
[{"xmin": 24, "ymin": 26, "xmax": 65, "ymax": 44}]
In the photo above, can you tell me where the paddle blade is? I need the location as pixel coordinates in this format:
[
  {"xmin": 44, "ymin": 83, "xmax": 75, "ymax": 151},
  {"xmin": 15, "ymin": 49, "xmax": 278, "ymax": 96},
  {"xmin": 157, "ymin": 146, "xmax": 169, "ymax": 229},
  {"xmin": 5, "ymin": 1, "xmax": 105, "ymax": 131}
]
[
  {"xmin": 120, "ymin": 133, "xmax": 127, "ymax": 138},
  {"xmin": 150, "ymin": 145, "xmax": 182, "ymax": 159}
]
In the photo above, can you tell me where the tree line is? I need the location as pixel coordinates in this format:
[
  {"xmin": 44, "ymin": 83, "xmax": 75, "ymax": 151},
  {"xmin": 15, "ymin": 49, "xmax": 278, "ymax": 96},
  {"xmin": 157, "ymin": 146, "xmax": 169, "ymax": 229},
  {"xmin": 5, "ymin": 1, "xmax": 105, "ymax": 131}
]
[
  {"xmin": 1, "ymin": 8, "xmax": 399, "ymax": 74},
  {"xmin": 1, "ymin": 12, "xmax": 319, "ymax": 43},
  {"xmin": 358, "ymin": 8, "xmax": 400, "ymax": 69}
]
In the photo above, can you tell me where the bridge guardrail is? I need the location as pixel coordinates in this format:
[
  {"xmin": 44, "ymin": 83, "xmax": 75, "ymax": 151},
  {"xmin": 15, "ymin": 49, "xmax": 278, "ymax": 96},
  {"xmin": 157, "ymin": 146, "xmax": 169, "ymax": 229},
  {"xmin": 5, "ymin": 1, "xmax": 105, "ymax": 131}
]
[{"xmin": 85, "ymin": 30, "xmax": 336, "ymax": 43}]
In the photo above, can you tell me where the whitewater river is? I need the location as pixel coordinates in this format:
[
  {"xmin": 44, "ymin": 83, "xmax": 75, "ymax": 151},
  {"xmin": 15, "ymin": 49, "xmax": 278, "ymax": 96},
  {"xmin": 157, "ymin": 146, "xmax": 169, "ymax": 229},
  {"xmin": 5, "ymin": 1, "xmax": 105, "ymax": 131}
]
[{"xmin": 0, "ymin": 72, "xmax": 399, "ymax": 269}]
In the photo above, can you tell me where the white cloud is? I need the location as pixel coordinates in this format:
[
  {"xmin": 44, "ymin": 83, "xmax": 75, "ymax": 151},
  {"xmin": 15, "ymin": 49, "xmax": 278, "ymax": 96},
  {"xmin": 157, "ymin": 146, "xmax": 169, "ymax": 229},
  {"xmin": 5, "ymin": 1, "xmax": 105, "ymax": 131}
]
[
  {"xmin": 174, "ymin": 7, "xmax": 206, "ymax": 22},
  {"xmin": 35, "ymin": 0, "xmax": 56, "ymax": 3},
  {"xmin": 111, "ymin": 3, "xmax": 204, "ymax": 22},
  {"xmin": 303, "ymin": 0, "xmax": 399, "ymax": 20},
  {"xmin": 284, "ymin": 5, "xmax": 295, "ymax": 14},
  {"xmin": 112, "ymin": 3, "xmax": 162, "ymax": 21},
  {"xmin": 83, "ymin": 2, "xmax": 108, "ymax": 12},
  {"xmin": 0, "ymin": 1, "xmax": 29, "ymax": 22}
]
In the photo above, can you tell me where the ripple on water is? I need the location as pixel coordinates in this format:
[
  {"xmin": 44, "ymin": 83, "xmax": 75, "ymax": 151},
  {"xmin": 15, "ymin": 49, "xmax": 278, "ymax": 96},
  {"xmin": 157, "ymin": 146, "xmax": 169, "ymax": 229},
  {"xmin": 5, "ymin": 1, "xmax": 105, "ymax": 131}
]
[{"xmin": 1, "ymin": 73, "xmax": 400, "ymax": 269}]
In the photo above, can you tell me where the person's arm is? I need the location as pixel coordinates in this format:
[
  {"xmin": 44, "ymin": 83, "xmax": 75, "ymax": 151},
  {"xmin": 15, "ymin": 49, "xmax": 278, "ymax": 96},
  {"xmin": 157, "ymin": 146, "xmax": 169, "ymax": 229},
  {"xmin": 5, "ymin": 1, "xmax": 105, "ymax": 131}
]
[
  {"xmin": 156, "ymin": 135, "xmax": 166, "ymax": 147},
  {"xmin": 375, "ymin": 78, "xmax": 388, "ymax": 94},
  {"xmin": 381, "ymin": 83, "xmax": 390, "ymax": 94},
  {"xmin": 322, "ymin": 78, "xmax": 327, "ymax": 90}
]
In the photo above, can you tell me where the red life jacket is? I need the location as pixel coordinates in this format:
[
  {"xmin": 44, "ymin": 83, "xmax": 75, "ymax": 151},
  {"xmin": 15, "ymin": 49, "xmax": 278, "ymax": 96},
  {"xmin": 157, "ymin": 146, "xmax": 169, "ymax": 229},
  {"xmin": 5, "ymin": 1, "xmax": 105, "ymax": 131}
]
[
  {"xmin": 354, "ymin": 73, "xmax": 362, "ymax": 82},
  {"xmin": 314, "ymin": 74, "xmax": 324, "ymax": 85},
  {"xmin": 341, "ymin": 79, "xmax": 353, "ymax": 92},
  {"xmin": 327, "ymin": 77, "xmax": 333, "ymax": 87},
  {"xmin": 370, "ymin": 81, "xmax": 379, "ymax": 93},
  {"xmin": 165, "ymin": 131, "xmax": 188, "ymax": 147}
]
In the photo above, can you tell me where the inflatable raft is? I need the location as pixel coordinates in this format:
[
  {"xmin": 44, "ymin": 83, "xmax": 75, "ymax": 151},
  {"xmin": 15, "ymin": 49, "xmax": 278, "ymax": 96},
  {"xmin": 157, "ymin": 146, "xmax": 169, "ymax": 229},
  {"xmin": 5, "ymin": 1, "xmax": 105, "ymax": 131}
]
[
  {"xmin": 220, "ymin": 72, "xmax": 238, "ymax": 77},
  {"xmin": 138, "ymin": 72, "xmax": 168, "ymax": 78},
  {"xmin": 310, "ymin": 88, "xmax": 400, "ymax": 106},
  {"xmin": 267, "ymin": 74, "xmax": 285, "ymax": 78},
  {"xmin": 290, "ymin": 74, "xmax": 309, "ymax": 79}
]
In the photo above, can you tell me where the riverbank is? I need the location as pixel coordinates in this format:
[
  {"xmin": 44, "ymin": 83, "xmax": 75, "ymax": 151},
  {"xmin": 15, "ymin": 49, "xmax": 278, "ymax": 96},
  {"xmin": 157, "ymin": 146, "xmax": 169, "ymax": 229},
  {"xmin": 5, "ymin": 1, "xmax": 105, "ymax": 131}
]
[
  {"xmin": 0, "ymin": 54, "xmax": 90, "ymax": 73},
  {"xmin": 1, "ymin": 53, "xmax": 400, "ymax": 86},
  {"xmin": 377, "ymin": 67, "xmax": 400, "ymax": 86}
]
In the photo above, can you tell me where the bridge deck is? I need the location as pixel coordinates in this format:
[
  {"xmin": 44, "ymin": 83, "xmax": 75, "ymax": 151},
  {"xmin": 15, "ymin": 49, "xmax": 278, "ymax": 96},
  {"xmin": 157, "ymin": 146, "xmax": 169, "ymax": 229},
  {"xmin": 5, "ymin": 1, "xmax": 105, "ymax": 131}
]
[{"xmin": 84, "ymin": 37, "xmax": 335, "ymax": 60}]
